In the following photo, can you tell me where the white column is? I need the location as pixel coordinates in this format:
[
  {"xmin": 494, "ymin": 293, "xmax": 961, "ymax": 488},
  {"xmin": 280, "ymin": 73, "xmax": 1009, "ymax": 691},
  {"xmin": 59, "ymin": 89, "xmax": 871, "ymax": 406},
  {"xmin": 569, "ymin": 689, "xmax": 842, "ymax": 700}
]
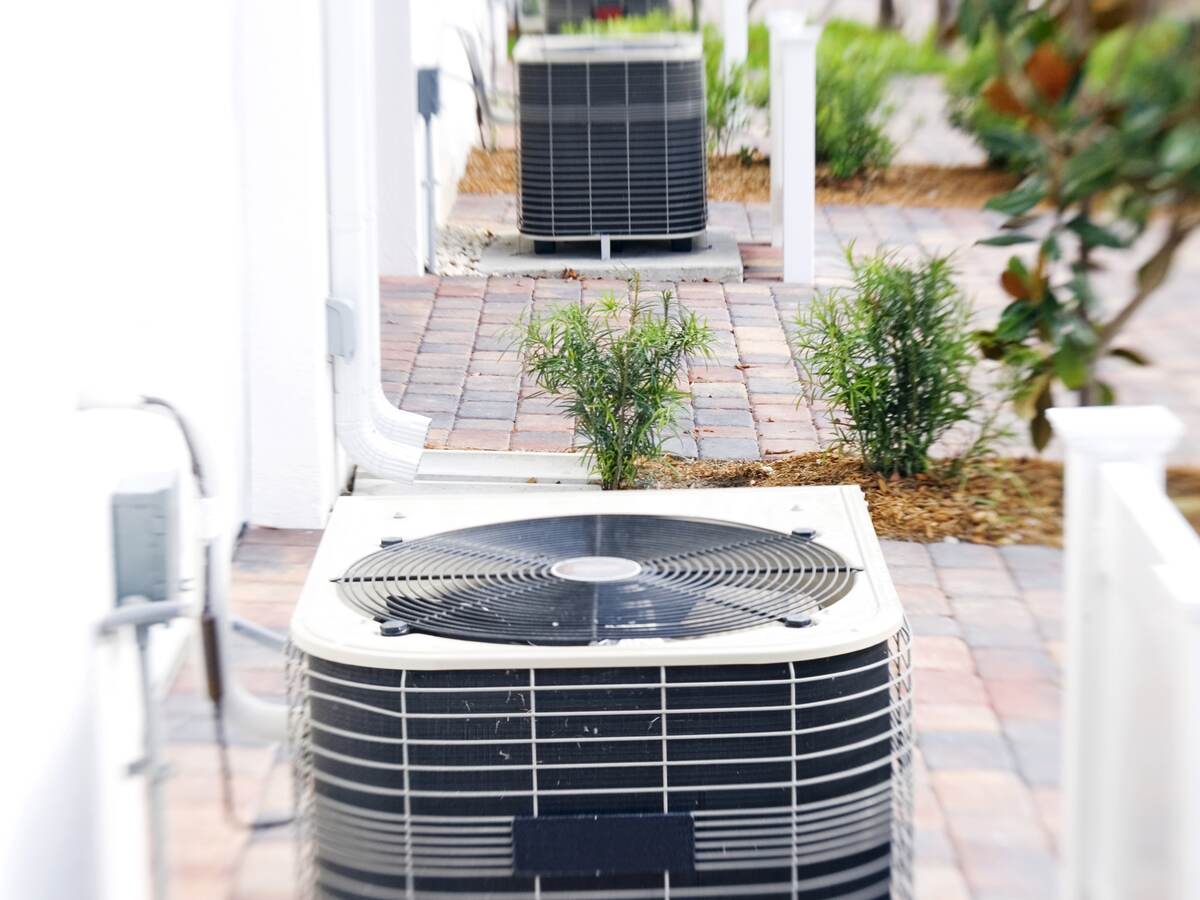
[
  {"xmin": 240, "ymin": 0, "xmax": 343, "ymax": 528},
  {"xmin": 768, "ymin": 11, "xmax": 802, "ymax": 247},
  {"xmin": 1045, "ymin": 405, "xmax": 1185, "ymax": 900},
  {"xmin": 779, "ymin": 24, "xmax": 821, "ymax": 285},
  {"xmin": 376, "ymin": 0, "xmax": 422, "ymax": 276},
  {"xmin": 721, "ymin": 0, "xmax": 748, "ymax": 73}
]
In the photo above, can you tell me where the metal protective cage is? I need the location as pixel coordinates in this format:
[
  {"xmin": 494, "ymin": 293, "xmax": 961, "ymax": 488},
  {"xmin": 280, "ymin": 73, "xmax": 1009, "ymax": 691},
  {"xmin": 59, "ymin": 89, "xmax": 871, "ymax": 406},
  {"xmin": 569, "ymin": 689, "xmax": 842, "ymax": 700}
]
[
  {"xmin": 288, "ymin": 627, "xmax": 914, "ymax": 899},
  {"xmin": 514, "ymin": 34, "xmax": 708, "ymax": 243}
]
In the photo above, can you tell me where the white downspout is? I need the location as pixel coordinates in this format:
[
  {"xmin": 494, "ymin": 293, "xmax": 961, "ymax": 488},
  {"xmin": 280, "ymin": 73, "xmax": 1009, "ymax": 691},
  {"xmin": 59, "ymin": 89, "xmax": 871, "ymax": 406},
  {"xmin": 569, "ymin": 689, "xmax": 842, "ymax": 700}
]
[{"xmin": 323, "ymin": 0, "xmax": 430, "ymax": 480}]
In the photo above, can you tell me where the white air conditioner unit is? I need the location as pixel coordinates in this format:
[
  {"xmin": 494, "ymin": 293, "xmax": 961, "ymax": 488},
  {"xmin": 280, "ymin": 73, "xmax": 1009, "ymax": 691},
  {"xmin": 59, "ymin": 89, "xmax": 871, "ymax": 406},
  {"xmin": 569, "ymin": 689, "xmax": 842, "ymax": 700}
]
[{"xmin": 290, "ymin": 486, "xmax": 913, "ymax": 899}]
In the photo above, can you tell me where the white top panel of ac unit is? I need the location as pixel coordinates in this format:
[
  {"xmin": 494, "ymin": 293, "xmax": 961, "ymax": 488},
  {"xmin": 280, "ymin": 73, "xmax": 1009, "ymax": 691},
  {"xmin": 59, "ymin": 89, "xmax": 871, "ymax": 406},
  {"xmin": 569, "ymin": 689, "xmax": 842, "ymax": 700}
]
[
  {"xmin": 513, "ymin": 33, "xmax": 703, "ymax": 65},
  {"xmin": 290, "ymin": 486, "xmax": 904, "ymax": 669}
]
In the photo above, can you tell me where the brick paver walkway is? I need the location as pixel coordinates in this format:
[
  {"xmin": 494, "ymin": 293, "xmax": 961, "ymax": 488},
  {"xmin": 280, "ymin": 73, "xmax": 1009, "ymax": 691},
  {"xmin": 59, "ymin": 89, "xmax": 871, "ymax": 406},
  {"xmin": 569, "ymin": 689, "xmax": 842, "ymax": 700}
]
[
  {"xmin": 389, "ymin": 198, "xmax": 1200, "ymax": 463},
  {"xmin": 164, "ymin": 528, "xmax": 1064, "ymax": 900}
]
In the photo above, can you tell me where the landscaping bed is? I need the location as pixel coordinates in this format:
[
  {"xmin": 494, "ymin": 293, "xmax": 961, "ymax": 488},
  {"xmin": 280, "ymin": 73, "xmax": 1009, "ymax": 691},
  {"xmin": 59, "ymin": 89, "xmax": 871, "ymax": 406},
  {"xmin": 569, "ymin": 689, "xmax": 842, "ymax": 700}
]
[
  {"xmin": 459, "ymin": 147, "xmax": 1016, "ymax": 209},
  {"xmin": 641, "ymin": 451, "xmax": 1200, "ymax": 546}
]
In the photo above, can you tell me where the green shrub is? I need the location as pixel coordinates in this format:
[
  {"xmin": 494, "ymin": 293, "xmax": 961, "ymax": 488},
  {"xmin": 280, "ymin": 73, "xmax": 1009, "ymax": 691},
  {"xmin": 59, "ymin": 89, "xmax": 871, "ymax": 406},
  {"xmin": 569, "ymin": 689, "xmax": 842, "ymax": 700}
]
[
  {"xmin": 816, "ymin": 45, "xmax": 896, "ymax": 178},
  {"xmin": 792, "ymin": 251, "xmax": 979, "ymax": 476},
  {"xmin": 516, "ymin": 276, "xmax": 713, "ymax": 490},
  {"xmin": 703, "ymin": 29, "xmax": 749, "ymax": 153}
]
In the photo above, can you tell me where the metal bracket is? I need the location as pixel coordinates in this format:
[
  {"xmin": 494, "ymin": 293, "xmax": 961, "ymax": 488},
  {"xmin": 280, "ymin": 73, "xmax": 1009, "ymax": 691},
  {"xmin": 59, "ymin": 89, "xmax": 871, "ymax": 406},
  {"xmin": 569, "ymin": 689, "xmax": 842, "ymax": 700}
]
[
  {"xmin": 97, "ymin": 600, "xmax": 191, "ymax": 636},
  {"xmin": 326, "ymin": 297, "xmax": 356, "ymax": 359}
]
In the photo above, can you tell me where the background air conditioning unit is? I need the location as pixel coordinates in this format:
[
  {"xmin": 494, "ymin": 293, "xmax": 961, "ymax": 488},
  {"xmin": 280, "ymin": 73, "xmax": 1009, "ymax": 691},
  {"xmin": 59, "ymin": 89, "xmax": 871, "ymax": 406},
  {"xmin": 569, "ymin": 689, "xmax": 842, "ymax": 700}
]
[
  {"xmin": 513, "ymin": 33, "xmax": 708, "ymax": 254},
  {"xmin": 290, "ymin": 487, "xmax": 913, "ymax": 899}
]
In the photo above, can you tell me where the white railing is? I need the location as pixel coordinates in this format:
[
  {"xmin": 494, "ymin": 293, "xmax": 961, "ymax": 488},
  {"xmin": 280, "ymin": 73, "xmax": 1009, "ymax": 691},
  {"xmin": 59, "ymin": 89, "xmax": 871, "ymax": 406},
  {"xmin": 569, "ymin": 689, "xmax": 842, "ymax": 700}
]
[{"xmin": 1049, "ymin": 406, "xmax": 1200, "ymax": 900}]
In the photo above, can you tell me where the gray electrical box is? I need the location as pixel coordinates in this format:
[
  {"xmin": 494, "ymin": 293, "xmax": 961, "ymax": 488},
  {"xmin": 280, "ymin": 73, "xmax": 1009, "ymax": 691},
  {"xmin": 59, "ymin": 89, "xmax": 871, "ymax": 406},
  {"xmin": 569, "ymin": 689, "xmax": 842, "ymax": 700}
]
[
  {"xmin": 417, "ymin": 67, "xmax": 440, "ymax": 118},
  {"xmin": 112, "ymin": 470, "xmax": 181, "ymax": 605}
]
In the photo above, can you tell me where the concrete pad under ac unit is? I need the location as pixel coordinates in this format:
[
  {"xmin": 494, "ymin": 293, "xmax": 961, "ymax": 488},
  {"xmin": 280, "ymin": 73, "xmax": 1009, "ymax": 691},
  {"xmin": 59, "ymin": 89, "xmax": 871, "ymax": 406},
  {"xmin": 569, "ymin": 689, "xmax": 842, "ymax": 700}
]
[{"xmin": 477, "ymin": 227, "xmax": 744, "ymax": 282}]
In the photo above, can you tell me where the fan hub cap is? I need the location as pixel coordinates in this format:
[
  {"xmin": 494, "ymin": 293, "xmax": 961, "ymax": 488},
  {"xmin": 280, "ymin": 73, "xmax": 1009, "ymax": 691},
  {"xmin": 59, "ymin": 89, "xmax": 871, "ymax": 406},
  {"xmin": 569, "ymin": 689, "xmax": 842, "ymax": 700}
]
[{"xmin": 549, "ymin": 555, "xmax": 643, "ymax": 583}]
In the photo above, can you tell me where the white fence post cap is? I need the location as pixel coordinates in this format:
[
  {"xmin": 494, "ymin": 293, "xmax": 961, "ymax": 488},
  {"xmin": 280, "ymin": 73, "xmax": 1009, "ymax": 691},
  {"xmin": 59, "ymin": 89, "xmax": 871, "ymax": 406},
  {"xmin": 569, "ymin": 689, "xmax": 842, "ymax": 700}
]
[
  {"xmin": 777, "ymin": 23, "xmax": 822, "ymax": 46},
  {"xmin": 1046, "ymin": 405, "xmax": 1184, "ymax": 458}
]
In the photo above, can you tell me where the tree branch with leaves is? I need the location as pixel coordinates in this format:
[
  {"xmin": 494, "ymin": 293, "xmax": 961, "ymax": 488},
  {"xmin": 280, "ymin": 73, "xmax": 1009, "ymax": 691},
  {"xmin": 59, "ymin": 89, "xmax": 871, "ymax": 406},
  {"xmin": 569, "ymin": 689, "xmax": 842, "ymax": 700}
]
[{"xmin": 960, "ymin": 1, "xmax": 1200, "ymax": 447}]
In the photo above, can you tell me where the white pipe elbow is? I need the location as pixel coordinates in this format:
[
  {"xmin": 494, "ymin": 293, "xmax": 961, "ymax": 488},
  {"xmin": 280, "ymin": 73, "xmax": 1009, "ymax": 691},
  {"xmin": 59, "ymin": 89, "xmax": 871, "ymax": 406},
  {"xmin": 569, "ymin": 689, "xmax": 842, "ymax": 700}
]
[{"xmin": 371, "ymin": 390, "xmax": 431, "ymax": 446}]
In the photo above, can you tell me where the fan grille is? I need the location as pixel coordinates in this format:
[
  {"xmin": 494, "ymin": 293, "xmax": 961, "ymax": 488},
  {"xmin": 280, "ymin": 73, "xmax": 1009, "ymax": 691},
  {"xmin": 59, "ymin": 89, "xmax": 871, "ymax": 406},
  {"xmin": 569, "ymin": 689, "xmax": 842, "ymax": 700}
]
[
  {"xmin": 334, "ymin": 514, "xmax": 858, "ymax": 645},
  {"xmin": 516, "ymin": 53, "xmax": 707, "ymax": 239}
]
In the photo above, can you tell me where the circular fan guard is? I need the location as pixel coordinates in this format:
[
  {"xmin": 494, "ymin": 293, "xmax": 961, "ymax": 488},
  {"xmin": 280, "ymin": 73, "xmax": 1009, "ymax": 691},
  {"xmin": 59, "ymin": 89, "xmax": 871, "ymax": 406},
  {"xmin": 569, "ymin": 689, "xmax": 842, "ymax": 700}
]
[{"xmin": 334, "ymin": 514, "xmax": 859, "ymax": 645}]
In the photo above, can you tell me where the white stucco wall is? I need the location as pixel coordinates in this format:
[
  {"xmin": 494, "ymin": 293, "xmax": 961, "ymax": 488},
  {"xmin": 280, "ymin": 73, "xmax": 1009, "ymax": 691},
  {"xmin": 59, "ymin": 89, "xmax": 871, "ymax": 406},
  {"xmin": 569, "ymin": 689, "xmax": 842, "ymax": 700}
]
[
  {"xmin": 239, "ymin": 0, "xmax": 345, "ymax": 527},
  {"xmin": 6, "ymin": 1, "xmax": 251, "ymax": 896},
  {"xmin": 379, "ymin": 0, "xmax": 502, "ymax": 274},
  {"xmin": 3, "ymin": 0, "xmax": 347, "ymax": 895}
]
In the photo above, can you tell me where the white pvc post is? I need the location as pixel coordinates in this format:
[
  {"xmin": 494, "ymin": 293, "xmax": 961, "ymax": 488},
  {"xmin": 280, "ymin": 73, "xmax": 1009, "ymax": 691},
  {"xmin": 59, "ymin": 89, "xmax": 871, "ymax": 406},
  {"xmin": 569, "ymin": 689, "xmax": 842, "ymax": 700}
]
[
  {"xmin": 779, "ymin": 24, "xmax": 821, "ymax": 285},
  {"xmin": 1045, "ymin": 405, "xmax": 1185, "ymax": 900},
  {"xmin": 767, "ymin": 11, "xmax": 802, "ymax": 247},
  {"xmin": 721, "ymin": 0, "xmax": 748, "ymax": 73}
]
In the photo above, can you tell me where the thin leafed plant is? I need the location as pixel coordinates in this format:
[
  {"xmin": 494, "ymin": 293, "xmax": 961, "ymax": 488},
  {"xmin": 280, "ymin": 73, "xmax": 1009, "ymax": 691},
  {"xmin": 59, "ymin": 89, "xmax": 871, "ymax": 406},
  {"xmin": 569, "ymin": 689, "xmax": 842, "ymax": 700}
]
[
  {"xmin": 792, "ymin": 249, "xmax": 981, "ymax": 477},
  {"xmin": 515, "ymin": 275, "xmax": 713, "ymax": 490}
]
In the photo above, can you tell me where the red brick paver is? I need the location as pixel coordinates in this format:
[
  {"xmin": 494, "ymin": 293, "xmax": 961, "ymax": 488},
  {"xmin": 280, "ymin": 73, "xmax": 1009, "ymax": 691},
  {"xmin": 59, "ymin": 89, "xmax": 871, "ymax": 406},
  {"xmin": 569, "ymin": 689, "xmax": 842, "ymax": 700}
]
[{"xmin": 382, "ymin": 274, "xmax": 823, "ymax": 460}]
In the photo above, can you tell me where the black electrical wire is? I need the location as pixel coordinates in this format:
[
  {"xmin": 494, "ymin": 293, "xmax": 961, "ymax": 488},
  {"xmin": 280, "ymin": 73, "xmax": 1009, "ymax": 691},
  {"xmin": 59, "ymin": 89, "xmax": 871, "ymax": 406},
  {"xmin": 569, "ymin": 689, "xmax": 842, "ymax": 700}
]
[{"xmin": 143, "ymin": 396, "xmax": 294, "ymax": 831}]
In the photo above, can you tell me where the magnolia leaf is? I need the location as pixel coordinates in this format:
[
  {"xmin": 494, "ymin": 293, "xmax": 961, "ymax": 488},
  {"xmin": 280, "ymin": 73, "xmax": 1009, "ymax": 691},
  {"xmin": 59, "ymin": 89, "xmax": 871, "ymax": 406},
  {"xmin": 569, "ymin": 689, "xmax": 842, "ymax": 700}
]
[
  {"xmin": 1002, "ymin": 213, "xmax": 1040, "ymax": 231},
  {"xmin": 1031, "ymin": 411, "xmax": 1053, "ymax": 450},
  {"xmin": 975, "ymin": 330, "xmax": 1007, "ymax": 360},
  {"xmin": 996, "ymin": 299, "xmax": 1036, "ymax": 342},
  {"xmin": 978, "ymin": 233, "xmax": 1037, "ymax": 246},
  {"xmin": 1161, "ymin": 123, "xmax": 1200, "ymax": 173},
  {"xmin": 1053, "ymin": 341, "xmax": 1089, "ymax": 390},
  {"xmin": 1001, "ymin": 270, "xmax": 1031, "ymax": 299},
  {"xmin": 1014, "ymin": 370, "xmax": 1052, "ymax": 421},
  {"xmin": 1066, "ymin": 216, "xmax": 1126, "ymax": 249},
  {"xmin": 1041, "ymin": 234, "xmax": 1061, "ymax": 261},
  {"xmin": 986, "ymin": 176, "xmax": 1046, "ymax": 216},
  {"xmin": 1108, "ymin": 347, "xmax": 1150, "ymax": 366},
  {"xmin": 981, "ymin": 77, "xmax": 1027, "ymax": 118},
  {"xmin": 1137, "ymin": 240, "xmax": 1179, "ymax": 294},
  {"xmin": 1024, "ymin": 42, "xmax": 1077, "ymax": 105}
]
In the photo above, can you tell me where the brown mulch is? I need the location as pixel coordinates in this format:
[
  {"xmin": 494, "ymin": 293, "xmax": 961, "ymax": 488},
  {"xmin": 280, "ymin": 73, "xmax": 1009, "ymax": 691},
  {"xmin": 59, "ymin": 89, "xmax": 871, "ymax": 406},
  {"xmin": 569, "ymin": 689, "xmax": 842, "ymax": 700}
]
[
  {"xmin": 458, "ymin": 147, "xmax": 1019, "ymax": 209},
  {"xmin": 639, "ymin": 451, "xmax": 1200, "ymax": 546}
]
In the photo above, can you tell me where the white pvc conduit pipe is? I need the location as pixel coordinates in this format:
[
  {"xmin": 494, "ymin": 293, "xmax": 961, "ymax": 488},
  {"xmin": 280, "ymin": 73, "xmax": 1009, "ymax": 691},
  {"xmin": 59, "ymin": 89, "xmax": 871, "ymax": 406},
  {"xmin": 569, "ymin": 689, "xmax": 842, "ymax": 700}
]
[{"xmin": 323, "ymin": 0, "xmax": 429, "ymax": 481}]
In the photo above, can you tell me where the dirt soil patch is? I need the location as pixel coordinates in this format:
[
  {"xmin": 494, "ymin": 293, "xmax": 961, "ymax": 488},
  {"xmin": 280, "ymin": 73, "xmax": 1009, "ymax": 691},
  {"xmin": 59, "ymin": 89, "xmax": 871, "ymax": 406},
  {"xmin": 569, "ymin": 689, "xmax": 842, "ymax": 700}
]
[
  {"xmin": 639, "ymin": 451, "xmax": 1200, "ymax": 546},
  {"xmin": 459, "ymin": 148, "xmax": 1019, "ymax": 209}
]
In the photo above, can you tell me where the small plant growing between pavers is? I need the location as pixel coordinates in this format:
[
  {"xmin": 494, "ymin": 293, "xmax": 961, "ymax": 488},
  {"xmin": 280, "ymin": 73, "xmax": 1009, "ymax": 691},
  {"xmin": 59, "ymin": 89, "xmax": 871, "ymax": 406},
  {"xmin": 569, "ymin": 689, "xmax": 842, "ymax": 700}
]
[
  {"xmin": 958, "ymin": 2, "xmax": 1200, "ymax": 448},
  {"xmin": 515, "ymin": 275, "xmax": 713, "ymax": 490},
  {"xmin": 792, "ymin": 249, "xmax": 984, "ymax": 478}
]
